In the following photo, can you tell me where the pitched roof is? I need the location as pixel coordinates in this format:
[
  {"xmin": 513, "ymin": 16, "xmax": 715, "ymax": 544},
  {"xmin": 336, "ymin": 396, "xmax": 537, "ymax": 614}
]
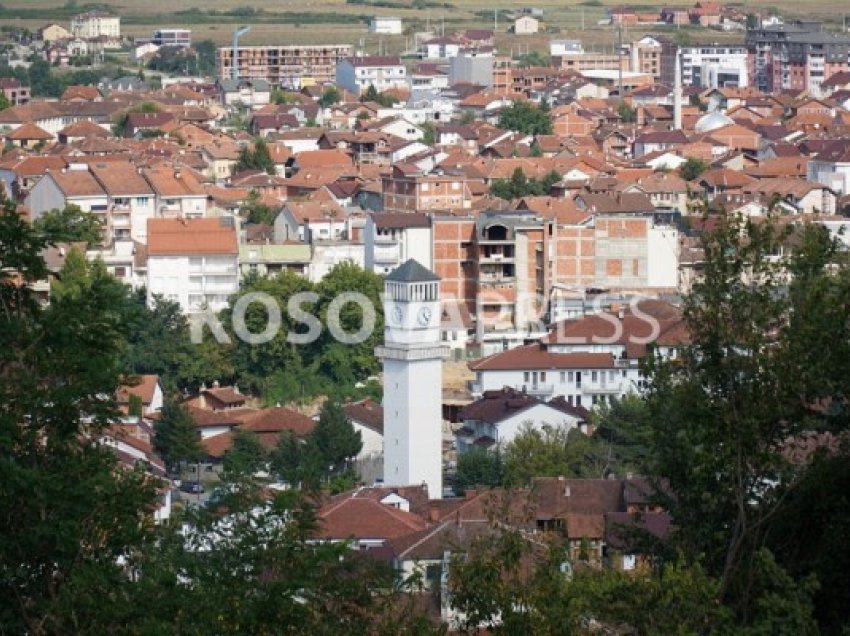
[
  {"xmin": 317, "ymin": 497, "xmax": 428, "ymax": 540},
  {"xmin": 460, "ymin": 387, "xmax": 587, "ymax": 425},
  {"xmin": 45, "ymin": 168, "xmax": 106, "ymax": 197},
  {"xmin": 147, "ymin": 218, "xmax": 238, "ymax": 256},
  {"xmin": 238, "ymin": 406, "xmax": 316, "ymax": 437},
  {"xmin": 369, "ymin": 212, "xmax": 430, "ymax": 229},
  {"xmin": 468, "ymin": 345, "xmax": 615, "ymax": 372},
  {"xmin": 386, "ymin": 258, "xmax": 440, "ymax": 283},
  {"xmin": 7, "ymin": 122, "xmax": 53, "ymax": 141},
  {"xmin": 117, "ymin": 374, "xmax": 160, "ymax": 405},
  {"xmin": 342, "ymin": 398, "xmax": 383, "ymax": 434},
  {"xmin": 90, "ymin": 161, "xmax": 154, "ymax": 196}
]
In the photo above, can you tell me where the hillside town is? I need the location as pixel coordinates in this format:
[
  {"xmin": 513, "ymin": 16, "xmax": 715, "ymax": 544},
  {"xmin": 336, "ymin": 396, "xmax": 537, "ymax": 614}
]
[{"xmin": 3, "ymin": 2, "xmax": 850, "ymax": 633}]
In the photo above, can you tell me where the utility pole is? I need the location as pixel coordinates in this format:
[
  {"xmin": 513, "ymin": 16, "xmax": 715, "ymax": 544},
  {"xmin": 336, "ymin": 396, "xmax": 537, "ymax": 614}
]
[
  {"xmin": 495, "ymin": 8, "xmax": 498, "ymax": 32},
  {"xmin": 617, "ymin": 22, "xmax": 624, "ymax": 98}
]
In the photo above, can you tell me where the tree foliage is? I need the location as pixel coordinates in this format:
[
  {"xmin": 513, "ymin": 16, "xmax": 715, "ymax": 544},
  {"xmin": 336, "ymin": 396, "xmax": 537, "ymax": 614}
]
[
  {"xmin": 318, "ymin": 86, "xmax": 341, "ymax": 108},
  {"xmin": 234, "ymin": 138, "xmax": 276, "ymax": 175},
  {"xmin": 154, "ymin": 398, "xmax": 202, "ymax": 471},
  {"xmin": 496, "ymin": 101, "xmax": 553, "ymax": 135},
  {"xmin": 223, "ymin": 429, "xmax": 267, "ymax": 477},
  {"xmin": 490, "ymin": 167, "xmax": 561, "ymax": 200},
  {"xmin": 454, "ymin": 447, "xmax": 504, "ymax": 494},
  {"xmin": 240, "ymin": 189, "xmax": 277, "ymax": 225},
  {"xmin": 33, "ymin": 204, "xmax": 103, "ymax": 245},
  {"xmin": 679, "ymin": 156, "xmax": 708, "ymax": 181}
]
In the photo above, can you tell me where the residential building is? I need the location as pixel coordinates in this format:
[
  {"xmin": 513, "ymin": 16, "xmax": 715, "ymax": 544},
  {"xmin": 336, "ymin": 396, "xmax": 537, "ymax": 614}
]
[
  {"xmin": 26, "ymin": 166, "xmax": 108, "ymax": 220},
  {"xmin": 512, "ymin": 16, "xmax": 540, "ymax": 35},
  {"xmin": 218, "ymin": 44, "xmax": 353, "ymax": 89},
  {"xmin": 421, "ymin": 37, "xmax": 462, "ymax": 60},
  {"xmin": 217, "ymin": 78, "xmax": 271, "ymax": 109},
  {"xmin": 468, "ymin": 300, "xmax": 688, "ymax": 406},
  {"xmin": 456, "ymin": 387, "xmax": 587, "ymax": 454},
  {"xmin": 807, "ymin": 140, "xmax": 850, "ymax": 195},
  {"xmin": 38, "ymin": 23, "xmax": 72, "ymax": 42},
  {"xmin": 70, "ymin": 11, "xmax": 121, "ymax": 39},
  {"xmin": 382, "ymin": 165, "xmax": 473, "ymax": 213},
  {"xmin": 369, "ymin": 16, "xmax": 403, "ymax": 35},
  {"xmin": 629, "ymin": 37, "xmax": 663, "ymax": 82},
  {"xmin": 679, "ymin": 44, "xmax": 749, "ymax": 88},
  {"xmin": 151, "ymin": 28, "xmax": 191, "ymax": 48},
  {"xmin": 746, "ymin": 21, "xmax": 850, "ymax": 97},
  {"xmin": 89, "ymin": 161, "xmax": 156, "ymax": 243},
  {"xmin": 336, "ymin": 56, "xmax": 408, "ymax": 95},
  {"xmin": 142, "ymin": 165, "xmax": 208, "ymax": 218},
  {"xmin": 364, "ymin": 213, "xmax": 432, "ymax": 275},
  {"xmin": 238, "ymin": 242, "xmax": 311, "ymax": 278},
  {"xmin": 146, "ymin": 217, "xmax": 239, "ymax": 314},
  {"xmin": 431, "ymin": 214, "xmax": 477, "ymax": 314},
  {"xmin": 0, "ymin": 78, "xmax": 30, "ymax": 106}
]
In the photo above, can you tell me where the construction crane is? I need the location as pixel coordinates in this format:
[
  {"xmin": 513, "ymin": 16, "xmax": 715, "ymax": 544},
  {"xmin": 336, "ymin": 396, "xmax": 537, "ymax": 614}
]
[{"xmin": 231, "ymin": 25, "xmax": 251, "ymax": 80}]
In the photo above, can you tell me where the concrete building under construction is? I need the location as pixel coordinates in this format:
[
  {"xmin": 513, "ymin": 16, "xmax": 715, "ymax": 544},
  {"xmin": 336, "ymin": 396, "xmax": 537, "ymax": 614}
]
[{"xmin": 216, "ymin": 44, "xmax": 354, "ymax": 88}]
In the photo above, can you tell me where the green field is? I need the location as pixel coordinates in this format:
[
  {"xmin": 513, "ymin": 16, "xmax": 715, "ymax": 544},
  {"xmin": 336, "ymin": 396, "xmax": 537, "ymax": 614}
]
[{"xmin": 0, "ymin": 0, "xmax": 847, "ymax": 53}]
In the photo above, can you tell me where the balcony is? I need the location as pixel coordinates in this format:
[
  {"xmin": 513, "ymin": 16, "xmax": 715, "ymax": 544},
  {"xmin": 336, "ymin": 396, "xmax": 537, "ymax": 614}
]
[
  {"xmin": 479, "ymin": 253, "xmax": 515, "ymax": 264},
  {"xmin": 514, "ymin": 383, "xmax": 554, "ymax": 396},
  {"xmin": 373, "ymin": 246, "xmax": 400, "ymax": 263},
  {"xmin": 583, "ymin": 380, "xmax": 623, "ymax": 394}
]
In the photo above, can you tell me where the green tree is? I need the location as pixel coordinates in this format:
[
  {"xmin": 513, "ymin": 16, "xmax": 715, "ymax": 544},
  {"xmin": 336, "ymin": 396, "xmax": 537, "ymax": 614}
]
[
  {"xmin": 516, "ymin": 50, "xmax": 550, "ymax": 68},
  {"xmin": 234, "ymin": 137, "xmax": 276, "ymax": 175},
  {"xmin": 240, "ymin": 189, "xmax": 277, "ymax": 225},
  {"xmin": 497, "ymin": 101, "xmax": 553, "ymax": 135},
  {"xmin": 309, "ymin": 400, "xmax": 362, "ymax": 473},
  {"xmin": 223, "ymin": 429, "xmax": 267, "ymax": 477},
  {"xmin": 503, "ymin": 423, "xmax": 608, "ymax": 485},
  {"xmin": 644, "ymin": 214, "xmax": 847, "ymax": 622},
  {"xmin": 154, "ymin": 398, "xmax": 202, "ymax": 472},
  {"xmin": 318, "ymin": 85, "xmax": 341, "ymax": 108},
  {"xmin": 33, "ymin": 204, "xmax": 103, "ymax": 245},
  {"xmin": 617, "ymin": 101, "xmax": 637, "ymax": 123},
  {"xmin": 0, "ymin": 91, "xmax": 10, "ymax": 111},
  {"xmin": 193, "ymin": 39, "xmax": 217, "ymax": 75},
  {"xmin": 112, "ymin": 101, "xmax": 161, "ymax": 137},
  {"xmin": 128, "ymin": 393, "xmax": 143, "ymax": 417},
  {"xmin": 679, "ymin": 156, "xmax": 708, "ymax": 181},
  {"xmin": 454, "ymin": 447, "xmax": 504, "ymax": 493},
  {"xmin": 0, "ymin": 204, "xmax": 159, "ymax": 632},
  {"xmin": 421, "ymin": 120, "xmax": 437, "ymax": 145}
]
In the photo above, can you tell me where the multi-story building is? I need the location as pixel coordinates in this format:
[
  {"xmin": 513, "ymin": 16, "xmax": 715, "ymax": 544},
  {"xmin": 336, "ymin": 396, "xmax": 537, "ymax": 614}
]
[
  {"xmin": 70, "ymin": 11, "xmax": 121, "ymax": 39},
  {"xmin": 335, "ymin": 56, "xmax": 408, "ymax": 95},
  {"xmin": 679, "ymin": 45, "xmax": 749, "ymax": 88},
  {"xmin": 552, "ymin": 50, "xmax": 629, "ymax": 74},
  {"xmin": 146, "ymin": 218, "xmax": 239, "ymax": 315},
  {"xmin": 381, "ymin": 165, "xmax": 472, "ymax": 213},
  {"xmin": 0, "ymin": 78, "xmax": 30, "ymax": 106},
  {"xmin": 431, "ymin": 214, "xmax": 477, "ymax": 314},
  {"xmin": 89, "ymin": 161, "xmax": 155, "ymax": 244},
  {"xmin": 364, "ymin": 213, "xmax": 432, "ymax": 275},
  {"xmin": 216, "ymin": 44, "xmax": 353, "ymax": 88},
  {"xmin": 152, "ymin": 29, "xmax": 191, "ymax": 48},
  {"xmin": 629, "ymin": 37, "xmax": 662, "ymax": 82},
  {"xmin": 746, "ymin": 21, "xmax": 850, "ymax": 97},
  {"xmin": 468, "ymin": 300, "xmax": 688, "ymax": 408},
  {"xmin": 142, "ymin": 165, "xmax": 208, "ymax": 218}
]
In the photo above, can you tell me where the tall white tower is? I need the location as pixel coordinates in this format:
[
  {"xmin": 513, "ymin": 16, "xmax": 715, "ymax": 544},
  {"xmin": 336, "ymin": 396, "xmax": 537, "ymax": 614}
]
[{"xmin": 376, "ymin": 259, "xmax": 447, "ymax": 499}]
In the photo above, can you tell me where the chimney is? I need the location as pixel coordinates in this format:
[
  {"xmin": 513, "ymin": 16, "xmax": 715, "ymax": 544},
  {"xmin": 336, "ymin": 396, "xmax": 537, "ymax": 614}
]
[
  {"xmin": 212, "ymin": 380, "xmax": 220, "ymax": 388},
  {"xmin": 673, "ymin": 49, "xmax": 683, "ymax": 131},
  {"xmin": 564, "ymin": 484, "xmax": 571, "ymax": 497},
  {"xmin": 429, "ymin": 502, "xmax": 441, "ymax": 522}
]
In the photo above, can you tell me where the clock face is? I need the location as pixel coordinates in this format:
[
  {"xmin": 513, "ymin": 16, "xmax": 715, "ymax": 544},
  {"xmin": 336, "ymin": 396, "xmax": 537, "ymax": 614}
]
[
  {"xmin": 392, "ymin": 305, "xmax": 404, "ymax": 325},
  {"xmin": 417, "ymin": 306, "xmax": 433, "ymax": 326}
]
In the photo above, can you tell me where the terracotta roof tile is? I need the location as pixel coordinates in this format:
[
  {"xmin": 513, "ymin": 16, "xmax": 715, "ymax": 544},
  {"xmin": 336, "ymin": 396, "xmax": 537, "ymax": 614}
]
[{"xmin": 147, "ymin": 218, "xmax": 238, "ymax": 256}]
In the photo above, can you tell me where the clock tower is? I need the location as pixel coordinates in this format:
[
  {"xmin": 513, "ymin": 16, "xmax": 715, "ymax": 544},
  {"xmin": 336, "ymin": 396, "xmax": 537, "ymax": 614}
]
[{"xmin": 375, "ymin": 259, "xmax": 447, "ymax": 499}]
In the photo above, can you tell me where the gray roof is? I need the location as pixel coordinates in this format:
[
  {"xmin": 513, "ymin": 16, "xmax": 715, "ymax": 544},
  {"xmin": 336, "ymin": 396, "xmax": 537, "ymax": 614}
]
[
  {"xmin": 218, "ymin": 78, "xmax": 271, "ymax": 92},
  {"xmin": 386, "ymin": 259, "xmax": 440, "ymax": 283}
]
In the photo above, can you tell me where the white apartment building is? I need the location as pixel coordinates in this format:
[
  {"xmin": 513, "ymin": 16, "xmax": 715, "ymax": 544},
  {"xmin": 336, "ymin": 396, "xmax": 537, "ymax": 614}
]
[
  {"xmin": 468, "ymin": 302, "xmax": 688, "ymax": 409},
  {"xmin": 70, "ymin": 11, "xmax": 121, "ymax": 39},
  {"xmin": 146, "ymin": 218, "xmax": 239, "ymax": 314},
  {"xmin": 26, "ymin": 167, "xmax": 108, "ymax": 219},
  {"xmin": 680, "ymin": 45, "xmax": 749, "ymax": 88},
  {"xmin": 142, "ymin": 166, "xmax": 207, "ymax": 218},
  {"xmin": 89, "ymin": 162, "xmax": 155, "ymax": 244},
  {"xmin": 807, "ymin": 142, "xmax": 850, "ymax": 195},
  {"xmin": 364, "ymin": 213, "xmax": 432, "ymax": 275},
  {"xmin": 369, "ymin": 16, "xmax": 403, "ymax": 35},
  {"xmin": 336, "ymin": 56, "xmax": 408, "ymax": 95}
]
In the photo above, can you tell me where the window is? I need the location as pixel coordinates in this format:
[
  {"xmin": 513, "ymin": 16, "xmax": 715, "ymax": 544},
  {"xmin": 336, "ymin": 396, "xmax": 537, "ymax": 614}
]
[
  {"xmin": 523, "ymin": 372, "xmax": 530, "ymax": 382},
  {"xmin": 591, "ymin": 371, "xmax": 598, "ymax": 382},
  {"xmin": 540, "ymin": 372, "xmax": 546, "ymax": 382},
  {"xmin": 576, "ymin": 396, "xmax": 582, "ymax": 407},
  {"xmin": 568, "ymin": 371, "xmax": 574, "ymax": 382},
  {"xmin": 560, "ymin": 371, "xmax": 565, "ymax": 382}
]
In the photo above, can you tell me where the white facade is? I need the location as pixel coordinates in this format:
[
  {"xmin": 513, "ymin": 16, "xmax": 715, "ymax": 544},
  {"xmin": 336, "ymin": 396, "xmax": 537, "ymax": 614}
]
[
  {"xmin": 471, "ymin": 363, "xmax": 640, "ymax": 409},
  {"xmin": 376, "ymin": 262, "xmax": 447, "ymax": 499},
  {"xmin": 513, "ymin": 16, "xmax": 540, "ymax": 35},
  {"xmin": 336, "ymin": 58, "xmax": 408, "ymax": 94},
  {"xmin": 680, "ymin": 45, "xmax": 749, "ymax": 88},
  {"xmin": 369, "ymin": 16, "xmax": 403, "ymax": 35},
  {"xmin": 364, "ymin": 216, "xmax": 432, "ymax": 275},
  {"xmin": 146, "ymin": 254, "xmax": 239, "ymax": 314},
  {"xmin": 307, "ymin": 242, "xmax": 365, "ymax": 283},
  {"xmin": 352, "ymin": 422, "xmax": 383, "ymax": 459},
  {"xmin": 70, "ymin": 12, "xmax": 121, "ymax": 39},
  {"xmin": 422, "ymin": 40, "xmax": 462, "ymax": 60},
  {"xmin": 646, "ymin": 226, "xmax": 680, "ymax": 288},
  {"xmin": 458, "ymin": 402, "xmax": 582, "ymax": 454},
  {"xmin": 808, "ymin": 159, "xmax": 850, "ymax": 195}
]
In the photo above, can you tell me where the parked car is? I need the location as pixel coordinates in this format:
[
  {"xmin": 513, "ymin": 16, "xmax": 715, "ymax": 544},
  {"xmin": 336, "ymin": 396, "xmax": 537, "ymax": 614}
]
[{"xmin": 180, "ymin": 480, "xmax": 204, "ymax": 494}]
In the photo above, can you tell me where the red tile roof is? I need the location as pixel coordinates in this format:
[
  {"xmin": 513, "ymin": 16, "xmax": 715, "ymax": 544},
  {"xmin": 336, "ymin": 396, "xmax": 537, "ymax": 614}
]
[
  {"xmin": 468, "ymin": 345, "xmax": 615, "ymax": 372},
  {"xmin": 317, "ymin": 497, "xmax": 429, "ymax": 540},
  {"xmin": 147, "ymin": 218, "xmax": 238, "ymax": 256}
]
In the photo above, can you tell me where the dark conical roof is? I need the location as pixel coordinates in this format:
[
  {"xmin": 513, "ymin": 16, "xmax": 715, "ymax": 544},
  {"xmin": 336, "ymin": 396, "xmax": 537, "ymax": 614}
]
[{"xmin": 386, "ymin": 259, "xmax": 440, "ymax": 283}]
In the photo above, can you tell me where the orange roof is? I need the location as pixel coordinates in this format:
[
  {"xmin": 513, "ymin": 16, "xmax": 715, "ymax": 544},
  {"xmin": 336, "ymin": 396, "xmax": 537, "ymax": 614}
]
[
  {"xmin": 7, "ymin": 122, "xmax": 53, "ymax": 141},
  {"xmin": 468, "ymin": 345, "xmax": 615, "ymax": 371},
  {"xmin": 147, "ymin": 218, "xmax": 238, "ymax": 256},
  {"xmin": 294, "ymin": 149, "xmax": 353, "ymax": 168},
  {"xmin": 117, "ymin": 374, "xmax": 160, "ymax": 405},
  {"xmin": 317, "ymin": 497, "xmax": 429, "ymax": 540},
  {"xmin": 46, "ymin": 168, "xmax": 106, "ymax": 197}
]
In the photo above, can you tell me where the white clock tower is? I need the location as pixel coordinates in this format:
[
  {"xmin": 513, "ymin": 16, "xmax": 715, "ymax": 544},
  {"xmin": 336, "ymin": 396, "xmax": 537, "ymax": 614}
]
[{"xmin": 375, "ymin": 259, "xmax": 447, "ymax": 499}]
